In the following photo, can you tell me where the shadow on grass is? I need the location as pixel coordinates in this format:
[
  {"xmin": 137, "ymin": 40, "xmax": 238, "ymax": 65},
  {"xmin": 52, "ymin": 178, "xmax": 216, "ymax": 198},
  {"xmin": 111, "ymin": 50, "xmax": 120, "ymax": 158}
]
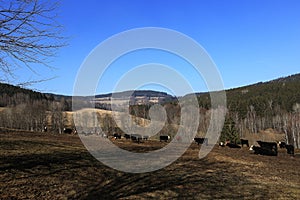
[
  {"xmin": 0, "ymin": 145, "xmax": 97, "ymax": 182},
  {"xmin": 0, "ymin": 139, "xmax": 271, "ymax": 199},
  {"xmin": 85, "ymin": 157, "xmax": 270, "ymax": 199}
]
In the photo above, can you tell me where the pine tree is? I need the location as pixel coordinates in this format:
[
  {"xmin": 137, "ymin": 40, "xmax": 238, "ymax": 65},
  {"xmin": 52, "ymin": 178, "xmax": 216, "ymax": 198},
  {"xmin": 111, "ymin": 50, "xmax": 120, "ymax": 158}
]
[{"xmin": 220, "ymin": 117, "xmax": 239, "ymax": 143}]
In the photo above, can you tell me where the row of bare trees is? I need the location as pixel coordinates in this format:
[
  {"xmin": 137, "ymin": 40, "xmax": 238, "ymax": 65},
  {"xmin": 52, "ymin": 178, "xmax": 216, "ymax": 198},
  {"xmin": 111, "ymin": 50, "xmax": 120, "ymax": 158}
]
[
  {"xmin": 0, "ymin": 0, "xmax": 68, "ymax": 131},
  {"xmin": 1, "ymin": 97, "xmax": 298, "ymax": 149},
  {"xmin": 0, "ymin": 99, "xmax": 69, "ymax": 133},
  {"xmin": 228, "ymin": 104, "xmax": 300, "ymax": 148},
  {"xmin": 162, "ymin": 102, "xmax": 300, "ymax": 148}
]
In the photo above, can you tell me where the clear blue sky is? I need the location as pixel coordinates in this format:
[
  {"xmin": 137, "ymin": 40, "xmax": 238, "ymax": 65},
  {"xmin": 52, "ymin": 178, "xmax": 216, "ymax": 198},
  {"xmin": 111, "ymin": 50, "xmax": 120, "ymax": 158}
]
[{"xmin": 21, "ymin": 0, "xmax": 300, "ymax": 96}]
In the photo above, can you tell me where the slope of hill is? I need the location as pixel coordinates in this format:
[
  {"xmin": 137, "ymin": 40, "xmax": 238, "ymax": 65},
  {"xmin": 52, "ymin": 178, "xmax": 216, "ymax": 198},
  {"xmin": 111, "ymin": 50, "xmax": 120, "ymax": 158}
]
[
  {"xmin": 196, "ymin": 73, "xmax": 300, "ymax": 117},
  {"xmin": 0, "ymin": 83, "xmax": 50, "ymax": 107},
  {"xmin": 0, "ymin": 83, "xmax": 176, "ymax": 111},
  {"xmin": 1, "ymin": 73, "xmax": 299, "ymax": 115},
  {"xmin": 1, "ymin": 73, "xmax": 299, "ymax": 144}
]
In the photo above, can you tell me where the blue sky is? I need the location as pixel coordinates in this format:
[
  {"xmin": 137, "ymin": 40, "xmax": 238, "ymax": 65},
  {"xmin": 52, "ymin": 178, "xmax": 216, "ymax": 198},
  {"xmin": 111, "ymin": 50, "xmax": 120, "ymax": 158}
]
[{"xmin": 20, "ymin": 0, "xmax": 300, "ymax": 96}]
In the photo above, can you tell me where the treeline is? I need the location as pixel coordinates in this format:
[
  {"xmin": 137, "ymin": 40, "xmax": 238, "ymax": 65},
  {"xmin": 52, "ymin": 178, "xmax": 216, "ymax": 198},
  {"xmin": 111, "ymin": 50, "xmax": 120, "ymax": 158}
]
[
  {"xmin": 0, "ymin": 98, "xmax": 72, "ymax": 133},
  {"xmin": 0, "ymin": 83, "xmax": 48, "ymax": 107},
  {"xmin": 0, "ymin": 83, "xmax": 72, "ymax": 109},
  {"xmin": 127, "ymin": 74, "xmax": 300, "ymax": 147},
  {"xmin": 0, "ymin": 83, "xmax": 72, "ymax": 132},
  {"xmin": 0, "ymin": 73, "xmax": 299, "ymax": 148},
  {"xmin": 196, "ymin": 73, "xmax": 300, "ymax": 148}
]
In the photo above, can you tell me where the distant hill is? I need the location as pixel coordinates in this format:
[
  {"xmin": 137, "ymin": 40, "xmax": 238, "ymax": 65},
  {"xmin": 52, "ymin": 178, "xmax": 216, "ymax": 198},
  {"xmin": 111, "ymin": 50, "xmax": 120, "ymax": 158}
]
[
  {"xmin": 1, "ymin": 73, "xmax": 299, "ymax": 114},
  {"xmin": 93, "ymin": 90, "xmax": 176, "ymax": 109},
  {"xmin": 0, "ymin": 83, "xmax": 175, "ymax": 109},
  {"xmin": 95, "ymin": 90, "xmax": 174, "ymax": 99}
]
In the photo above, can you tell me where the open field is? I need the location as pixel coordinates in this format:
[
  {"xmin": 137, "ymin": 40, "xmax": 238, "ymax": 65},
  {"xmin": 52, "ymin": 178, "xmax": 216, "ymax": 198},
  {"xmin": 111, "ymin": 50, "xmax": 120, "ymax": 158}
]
[{"xmin": 0, "ymin": 131, "xmax": 300, "ymax": 199}]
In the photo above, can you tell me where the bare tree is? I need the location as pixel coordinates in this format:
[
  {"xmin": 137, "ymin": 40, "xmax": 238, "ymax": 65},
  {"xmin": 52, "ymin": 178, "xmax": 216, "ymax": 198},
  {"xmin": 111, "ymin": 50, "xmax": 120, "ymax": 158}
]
[
  {"xmin": 246, "ymin": 105, "xmax": 257, "ymax": 133},
  {"xmin": 50, "ymin": 101, "xmax": 64, "ymax": 133},
  {"xmin": 0, "ymin": 0, "xmax": 66, "ymax": 84}
]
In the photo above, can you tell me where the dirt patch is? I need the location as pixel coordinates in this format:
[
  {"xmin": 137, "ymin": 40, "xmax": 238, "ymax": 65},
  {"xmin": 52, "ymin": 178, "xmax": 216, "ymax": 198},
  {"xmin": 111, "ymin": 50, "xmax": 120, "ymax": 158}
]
[{"xmin": 0, "ymin": 131, "xmax": 299, "ymax": 199}]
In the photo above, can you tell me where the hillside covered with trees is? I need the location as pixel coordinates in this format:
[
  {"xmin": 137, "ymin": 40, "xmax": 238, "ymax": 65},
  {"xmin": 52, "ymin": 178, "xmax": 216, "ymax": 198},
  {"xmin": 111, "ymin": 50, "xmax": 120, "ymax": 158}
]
[
  {"xmin": 0, "ymin": 73, "xmax": 299, "ymax": 147},
  {"xmin": 0, "ymin": 83, "xmax": 71, "ymax": 133},
  {"xmin": 195, "ymin": 73, "xmax": 300, "ymax": 147}
]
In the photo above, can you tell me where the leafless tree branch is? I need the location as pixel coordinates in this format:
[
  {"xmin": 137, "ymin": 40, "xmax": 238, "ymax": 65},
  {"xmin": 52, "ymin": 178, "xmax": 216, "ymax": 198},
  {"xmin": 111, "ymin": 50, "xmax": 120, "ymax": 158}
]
[{"xmin": 0, "ymin": 0, "xmax": 67, "ymax": 85}]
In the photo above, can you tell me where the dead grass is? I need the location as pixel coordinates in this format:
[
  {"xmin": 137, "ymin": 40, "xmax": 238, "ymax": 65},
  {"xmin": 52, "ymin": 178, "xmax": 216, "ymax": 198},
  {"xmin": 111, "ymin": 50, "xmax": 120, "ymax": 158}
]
[
  {"xmin": 242, "ymin": 128, "xmax": 286, "ymax": 146},
  {"xmin": 0, "ymin": 131, "xmax": 299, "ymax": 199}
]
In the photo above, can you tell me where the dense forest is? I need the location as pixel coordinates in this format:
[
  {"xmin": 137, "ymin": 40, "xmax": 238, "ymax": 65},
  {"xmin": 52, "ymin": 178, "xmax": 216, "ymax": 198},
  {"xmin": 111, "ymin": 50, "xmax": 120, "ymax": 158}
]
[
  {"xmin": 196, "ymin": 73, "xmax": 300, "ymax": 114},
  {"xmin": 0, "ymin": 83, "xmax": 50, "ymax": 107}
]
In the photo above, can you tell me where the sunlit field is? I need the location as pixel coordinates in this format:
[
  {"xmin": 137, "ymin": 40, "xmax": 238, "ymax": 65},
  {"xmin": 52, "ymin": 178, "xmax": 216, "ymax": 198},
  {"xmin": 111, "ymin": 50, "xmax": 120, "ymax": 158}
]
[{"xmin": 1, "ymin": 130, "xmax": 299, "ymax": 199}]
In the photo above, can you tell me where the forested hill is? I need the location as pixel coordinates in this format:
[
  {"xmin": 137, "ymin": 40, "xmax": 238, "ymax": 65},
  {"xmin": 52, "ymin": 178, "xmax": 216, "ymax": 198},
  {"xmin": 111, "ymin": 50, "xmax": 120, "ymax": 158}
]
[
  {"xmin": 0, "ymin": 83, "xmax": 53, "ymax": 107},
  {"xmin": 196, "ymin": 73, "xmax": 300, "ymax": 118},
  {"xmin": 0, "ymin": 73, "xmax": 299, "ymax": 115},
  {"xmin": 0, "ymin": 83, "xmax": 175, "ymax": 109}
]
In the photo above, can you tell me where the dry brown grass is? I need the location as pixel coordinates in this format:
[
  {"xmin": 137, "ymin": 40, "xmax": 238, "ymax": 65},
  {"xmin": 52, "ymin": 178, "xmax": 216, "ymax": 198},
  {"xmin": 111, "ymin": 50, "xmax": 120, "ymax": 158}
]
[
  {"xmin": 0, "ymin": 130, "xmax": 299, "ymax": 199},
  {"xmin": 242, "ymin": 128, "xmax": 286, "ymax": 146}
]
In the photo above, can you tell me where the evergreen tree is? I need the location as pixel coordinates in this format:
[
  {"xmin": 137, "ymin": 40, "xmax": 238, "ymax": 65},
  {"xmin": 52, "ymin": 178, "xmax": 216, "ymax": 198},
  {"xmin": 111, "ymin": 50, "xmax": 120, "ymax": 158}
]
[{"xmin": 220, "ymin": 117, "xmax": 239, "ymax": 143}]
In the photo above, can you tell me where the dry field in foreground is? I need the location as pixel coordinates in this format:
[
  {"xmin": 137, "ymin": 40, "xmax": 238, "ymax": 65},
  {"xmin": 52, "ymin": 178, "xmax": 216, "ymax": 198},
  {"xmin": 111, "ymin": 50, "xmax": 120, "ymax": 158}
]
[{"xmin": 0, "ymin": 130, "xmax": 300, "ymax": 199}]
